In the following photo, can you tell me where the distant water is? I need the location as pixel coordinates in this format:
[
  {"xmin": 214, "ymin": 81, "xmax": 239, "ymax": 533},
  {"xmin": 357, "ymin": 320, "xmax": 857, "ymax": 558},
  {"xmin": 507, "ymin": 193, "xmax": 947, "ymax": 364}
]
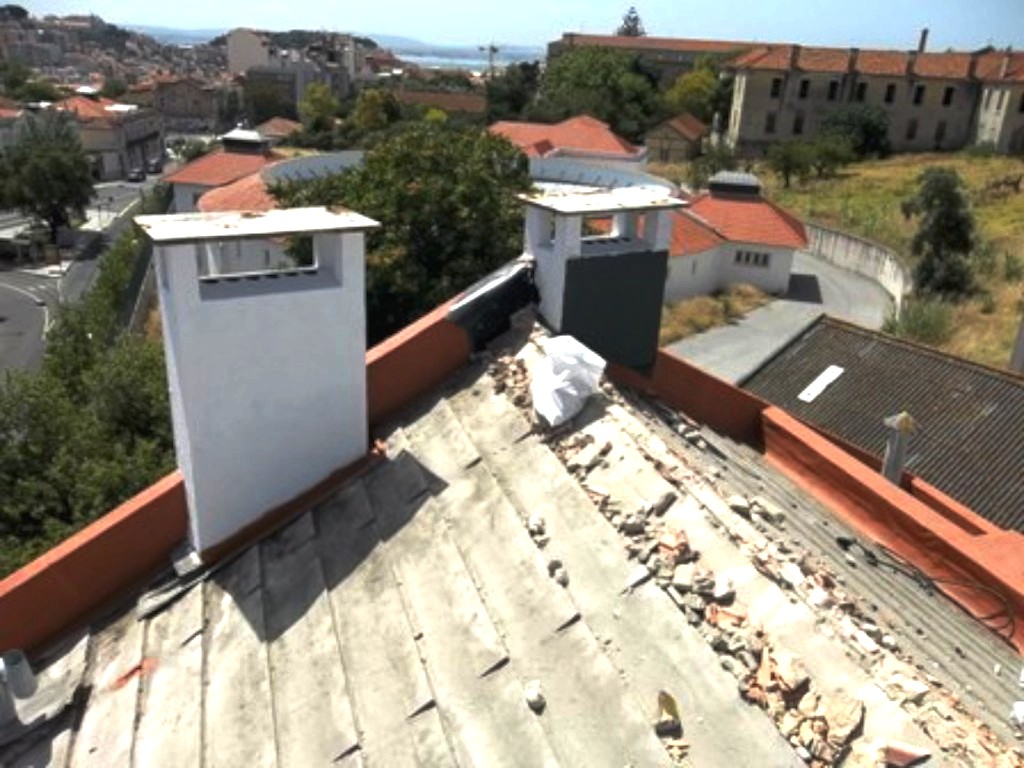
[{"xmin": 399, "ymin": 53, "xmax": 542, "ymax": 72}]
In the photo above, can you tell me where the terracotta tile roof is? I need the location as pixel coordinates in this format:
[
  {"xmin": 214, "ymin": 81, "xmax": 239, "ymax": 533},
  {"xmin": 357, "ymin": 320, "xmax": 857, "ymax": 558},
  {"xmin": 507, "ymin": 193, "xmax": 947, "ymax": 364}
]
[
  {"xmin": 197, "ymin": 169, "xmax": 278, "ymax": 213},
  {"xmin": 163, "ymin": 149, "xmax": 282, "ymax": 188},
  {"xmin": 670, "ymin": 209, "xmax": 725, "ymax": 256},
  {"xmin": 974, "ymin": 51, "xmax": 1024, "ymax": 82},
  {"xmin": 256, "ymin": 116, "xmax": 303, "ymax": 139},
  {"xmin": 489, "ymin": 115, "xmax": 642, "ymax": 160},
  {"xmin": 659, "ymin": 113, "xmax": 709, "ymax": 142},
  {"xmin": 686, "ymin": 192, "xmax": 808, "ymax": 250},
  {"xmin": 730, "ymin": 45, "xmax": 792, "ymax": 71},
  {"xmin": 854, "ymin": 50, "xmax": 909, "ymax": 76},
  {"xmin": 55, "ymin": 95, "xmax": 118, "ymax": 120},
  {"xmin": 796, "ymin": 46, "xmax": 850, "ymax": 73},
  {"xmin": 558, "ymin": 33, "xmax": 757, "ymax": 55},
  {"xmin": 394, "ymin": 90, "xmax": 486, "ymax": 114},
  {"xmin": 913, "ymin": 52, "xmax": 973, "ymax": 79}
]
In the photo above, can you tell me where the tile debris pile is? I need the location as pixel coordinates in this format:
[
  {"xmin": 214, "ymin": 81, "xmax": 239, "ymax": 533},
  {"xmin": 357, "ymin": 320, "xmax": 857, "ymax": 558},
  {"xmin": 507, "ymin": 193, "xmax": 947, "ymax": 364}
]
[{"xmin": 487, "ymin": 343, "xmax": 1024, "ymax": 768}]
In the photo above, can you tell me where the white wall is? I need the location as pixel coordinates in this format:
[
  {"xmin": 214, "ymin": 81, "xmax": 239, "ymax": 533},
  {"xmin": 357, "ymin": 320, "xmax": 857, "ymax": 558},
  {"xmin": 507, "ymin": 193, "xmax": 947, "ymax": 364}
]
[
  {"xmin": 529, "ymin": 209, "xmax": 579, "ymax": 331},
  {"xmin": 664, "ymin": 243, "xmax": 795, "ymax": 302},
  {"xmin": 155, "ymin": 231, "xmax": 367, "ymax": 554},
  {"xmin": 805, "ymin": 223, "xmax": 909, "ymax": 311},
  {"xmin": 227, "ymin": 29, "xmax": 270, "ymax": 74},
  {"xmin": 172, "ymin": 183, "xmax": 209, "ymax": 213}
]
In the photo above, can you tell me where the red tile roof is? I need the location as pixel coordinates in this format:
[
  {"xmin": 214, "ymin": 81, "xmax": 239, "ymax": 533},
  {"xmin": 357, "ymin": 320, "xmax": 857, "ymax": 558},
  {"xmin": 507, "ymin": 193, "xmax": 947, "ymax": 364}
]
[
  {"xmin": 670, "ymin": 210, "xmax": 725, "ymax": 256},
  {"xmin": 558, "ymin": 33, "xmax": 757, "ymax": 55},
  {"xmin": 732, "ymin": 45, "xmax": 986, "ymax": 80},
  {"xmin": 854, "ymin": 50, "xmax": 909, "ymax": 76},
  {"xmin": 55, "ymin": 95, "xmax": 118, "ymax": 120},
  {"xmin": 163, "ymin": 149, "xmax": 281, "ymax": 188},
  {"xmin": 394, "ymin": 90, "xmax": 486, "ymax": 114},
  {"xmin": 684, "ymin": 192, "xmax": 808, "ymax": 250},
  {"xmin": 913, "ymin": 52, "xmax": 973, "ymax": 79},
  {"xmin": 796, "ymin": 46, "xmax": 850, "ymax": 73},
  {"xmin": 974, "ymin": 52, "xmax": 1024, "ymax": 82},
  {"xmin": 197, "ymin": 170, "xmax": 278, "ymax": 213},
  {"xmin": 256, "ymin": 116, "xmax": 303, "ymax": 140},
  {"xmin": 489, "ymin": 115, "xmax": 642, "ymax": 160},
  {"xmin": 659, "ymin": 113, "xmax": 709, "ymax": 143}
]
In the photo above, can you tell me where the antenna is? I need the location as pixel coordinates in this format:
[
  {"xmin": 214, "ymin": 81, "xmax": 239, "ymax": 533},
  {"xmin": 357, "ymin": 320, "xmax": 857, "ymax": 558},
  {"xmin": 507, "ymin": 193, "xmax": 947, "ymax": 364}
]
[{"xmin": 478, "ymin": 42, "xmax": 500, "ymax": 78}]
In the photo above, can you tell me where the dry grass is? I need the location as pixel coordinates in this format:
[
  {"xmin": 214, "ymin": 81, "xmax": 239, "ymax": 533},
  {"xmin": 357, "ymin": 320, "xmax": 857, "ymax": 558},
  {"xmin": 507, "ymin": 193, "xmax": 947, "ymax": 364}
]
[
  {"xmin": 659, "ymin": 284, "xmax": 771, "ymax": 346},
  {"xmin": 759, "ymin": 152, "xmax": 1024, "ymax": 369},
  {"xmin": 145, "ymin": 305, "xmax": 162, "ymax": 342}
]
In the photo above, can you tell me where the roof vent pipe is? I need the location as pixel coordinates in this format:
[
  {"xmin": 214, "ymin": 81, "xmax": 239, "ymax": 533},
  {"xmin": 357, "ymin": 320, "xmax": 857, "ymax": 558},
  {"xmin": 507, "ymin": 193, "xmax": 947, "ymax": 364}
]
[
  {"xmin": 0, "ymin": 650, "xmax": 36, "ymax": 726},
  {"xmin": 882, "ymin": 411, "xmax": 917, "ymax": 485},
  {"xmin": 917, "ymin": 28, "xmax": 929, "ymax": 54}
]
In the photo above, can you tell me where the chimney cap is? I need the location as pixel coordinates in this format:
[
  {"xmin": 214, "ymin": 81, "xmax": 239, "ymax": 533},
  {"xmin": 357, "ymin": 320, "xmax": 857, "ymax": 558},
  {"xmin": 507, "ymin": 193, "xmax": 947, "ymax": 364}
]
[
  {"xmin": 136, "ymin": 206, "xmax": 380, "ymax": 245},
  {"xmin": 518, "ymin": 187, "xmax": 684, "ymax": 216}
]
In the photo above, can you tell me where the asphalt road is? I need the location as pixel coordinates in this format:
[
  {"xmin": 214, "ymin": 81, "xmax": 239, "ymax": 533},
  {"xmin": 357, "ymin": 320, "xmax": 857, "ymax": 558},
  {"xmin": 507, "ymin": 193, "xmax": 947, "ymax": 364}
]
[
  {"xmin": 667, "ymin": 251, "xmax": 892, "ymax": 384},
  {"xmin": 0, "ymin": 177, "xmax": 158, "ymax": 377}
]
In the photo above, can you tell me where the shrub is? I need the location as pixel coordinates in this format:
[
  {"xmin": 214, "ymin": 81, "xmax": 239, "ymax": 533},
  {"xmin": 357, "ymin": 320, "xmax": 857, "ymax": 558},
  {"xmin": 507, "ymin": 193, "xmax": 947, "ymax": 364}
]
[
  {"xmin": 883, "ymin": 298, "xmax": 953, "ymax": 346},
  {"xmin": 1003, "ymin": 252, "xmax": 1023, "ymax": 283}
]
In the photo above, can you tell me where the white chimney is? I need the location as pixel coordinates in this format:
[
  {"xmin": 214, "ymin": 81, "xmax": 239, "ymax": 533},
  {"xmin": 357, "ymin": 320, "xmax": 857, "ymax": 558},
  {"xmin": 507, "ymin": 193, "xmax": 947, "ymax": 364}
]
[{"xmin": 137, "ymin": 207, "xmax": 379, "ymax": 556}]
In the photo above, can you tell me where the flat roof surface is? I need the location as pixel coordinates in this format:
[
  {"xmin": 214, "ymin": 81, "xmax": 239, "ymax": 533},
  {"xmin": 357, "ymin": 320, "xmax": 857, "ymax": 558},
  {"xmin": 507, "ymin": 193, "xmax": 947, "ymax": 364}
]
[
  {"xmin": 2, "ymin": 317, "xmax": 1018, "ymax": 768},
  {"xmin": 519, "ymin": 187, "xmax": 685, "ymax": 215},
  {"xmin": 135, "ymin": 206, "xmax": 380, "ymax": 243}
]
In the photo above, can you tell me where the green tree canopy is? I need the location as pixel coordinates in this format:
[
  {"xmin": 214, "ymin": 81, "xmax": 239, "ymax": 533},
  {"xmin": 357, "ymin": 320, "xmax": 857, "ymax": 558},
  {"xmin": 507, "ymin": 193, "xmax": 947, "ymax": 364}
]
[
  {"xmin": 906, "ymin": 168, "xmax": 976, "ymax": 296},
  {"xmin": 533, "ymin": 47, "xmax": 659, "ymax": 142},
  {"xmin": 822, "ymin": 104, "xmax": 890, "ymax": 158},
  {"xmin": 298, "ymin": 81, "xmax": 339, "ymax": 133},
  {"xmin": 100, "ymin": 77, "xmax": 128, "ymax": 99},
  {"xmin": 485, "ymin": 61, "xmax": 541, "ymax": 122},
  {"xmin": 766, "ymin": 141, "xmax": 814, "ymax": 188},
  {"xmin": 616, "ymin": 6, "xmax": 646, "ymax": 36},
  {"xmin": 664, "ymin": 65, "xmax": 717, "ymax": 123},
  {"xmin": 244, "ymin": 80, "xmax": 296, "ymax": 124},
  {"xmin": 0, "ymin": 111, "xmax": 94, "ymax": 242},
  {"xmin": 350, "ymin": 88, "xmax": 401, "ymax": 135},
  {"xmin": 271, "ymin": 122, "xmax": 531, "ymax": 342},
  {"xmin": 687, "ymin": 142, "xmax": 737, "ymax": 189}
]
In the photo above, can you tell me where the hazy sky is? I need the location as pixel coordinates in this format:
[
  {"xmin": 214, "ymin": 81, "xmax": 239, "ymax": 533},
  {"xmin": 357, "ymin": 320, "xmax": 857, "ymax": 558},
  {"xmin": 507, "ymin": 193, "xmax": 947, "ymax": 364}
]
[{"xmin": 27, "ymin": 0, "xmax": 1024, "ymax": 49}]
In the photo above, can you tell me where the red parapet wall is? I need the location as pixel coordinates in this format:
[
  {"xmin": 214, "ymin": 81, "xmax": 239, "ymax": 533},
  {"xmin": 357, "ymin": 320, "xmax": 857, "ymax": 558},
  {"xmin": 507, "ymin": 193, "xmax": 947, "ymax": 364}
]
[
  {"xmin": 608, "ymin": 348, "xmax": 769, "ymax": 448},
  {"xmin": 0, "ymin": 471, "xmax": 188, "ymax": 654},
  {"xmin": 367, "ymin": 299, "xmax": 473, "ymax": 426},
  {"xmin": 761, "ymin": 406, "xmax": 1024, "ymax": 653}
]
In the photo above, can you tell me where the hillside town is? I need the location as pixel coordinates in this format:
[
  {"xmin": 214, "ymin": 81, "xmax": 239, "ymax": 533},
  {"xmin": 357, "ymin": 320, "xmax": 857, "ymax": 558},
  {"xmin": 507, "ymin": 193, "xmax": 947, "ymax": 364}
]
[{"xmin": 0, "ymin": 3, "xmax": 1022, "ymax": 768}]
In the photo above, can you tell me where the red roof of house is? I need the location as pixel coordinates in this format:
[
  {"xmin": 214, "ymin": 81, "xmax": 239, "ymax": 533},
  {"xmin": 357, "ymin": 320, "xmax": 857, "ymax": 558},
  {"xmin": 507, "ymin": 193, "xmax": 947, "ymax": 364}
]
[
  {"xmin": 682, "ymin": 192, "xmax": 808, "ymax": 251},
  {"xmin": 197, "ymin": 170, "xmax": 278, "ymax": 213},
  {"xmin": 670, "ymin": 210, "xmax": 725, "ymax": 256},
  {"xmin": 731, "ymin": 45, "xmax": 984, "ymax": 80},
  {"xmin": 974, "ymin": 52, "xmax": 1024, "ymax": 82},
  {"xmin": 558, "ymin": 33, "xmax": 757, "ymax": 55},
  {"xmin": 164, "ymin": 149, "xmax": 282, "ymax": 188},
  {"xmin": 257, "ymin": 116, "xmax": 303, "ymax": 139},
  {"xmin": 489, "ymin": 115, "xmax": 642, "ymax": 159},
  {"xmin": 55, "ymin": 95, "xmax": 118, "ymax": 120},
  {"xmin": 658, "ymin": 113, "xmax": 709, "ymax": 143}
]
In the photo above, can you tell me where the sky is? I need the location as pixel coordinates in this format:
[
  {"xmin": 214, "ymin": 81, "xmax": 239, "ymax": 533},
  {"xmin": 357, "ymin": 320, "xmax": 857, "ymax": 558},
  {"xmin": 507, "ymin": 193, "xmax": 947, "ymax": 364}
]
[{"xmin": 26, "ymin": 0, "xmax": 1024, "ymax": 50}]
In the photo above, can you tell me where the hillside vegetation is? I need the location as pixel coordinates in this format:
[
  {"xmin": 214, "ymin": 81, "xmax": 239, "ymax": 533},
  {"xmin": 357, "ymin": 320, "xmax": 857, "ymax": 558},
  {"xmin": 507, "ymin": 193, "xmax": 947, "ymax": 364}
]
[{"xmin": 762, "ymin": 152, "xmax": 1023, "ymax": 369}]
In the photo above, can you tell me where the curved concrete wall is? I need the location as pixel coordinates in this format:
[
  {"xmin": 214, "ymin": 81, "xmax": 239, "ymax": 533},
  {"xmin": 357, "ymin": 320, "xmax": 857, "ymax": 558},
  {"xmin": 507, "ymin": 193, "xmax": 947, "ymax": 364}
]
[
  {"xmin": 805, "ymin": 223, "xmax": 910, "ymax": 312},
  {"xmin": 529, "ymin": 157, "xmax": 679, "ymax": 194}
]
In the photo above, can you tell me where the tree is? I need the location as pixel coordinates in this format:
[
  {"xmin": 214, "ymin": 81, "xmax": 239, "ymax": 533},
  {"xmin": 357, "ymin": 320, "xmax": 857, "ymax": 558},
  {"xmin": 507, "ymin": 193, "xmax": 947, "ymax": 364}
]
[
  {"xmin": 100, "ymin": 77, "xmax": 128, "ymax": 99},
  {"xmin": 298, "ymin": 82, "xmax": 339, "ymax": 133},
  {"xmin": 179, "ymin": 138, "xmax": 210, "ymax": 162},
  {"xmin": 0, "ymin": 111, "xmax": 94, "ymax": 244},
  {"xmin": 244, "ymin": 80, "xmax": 296, "ymax": 124},
  {"xmin": 485, "ymin": 61, "xmax": 541, "ymax": 122},
  {"xmin": 687, "ymin": 143, "xmax": 737, "ymax": 189},
  {"xmin": 766, "ymin": 141, "xmax": 814, "ymax": 188},
  {"xmin": 616, "ymin": 6, "xmax": 646, "ymax": 36},
  {"xmin": 809, "ymin": 134, "xmax": 854, "ymax": 178},
  {"xmin": 533, "ymin": 47, "xmax": 659, "ymax": 142},
  {"xmin": 271, "ymin": 122, "xmax": 531, "ymax": 343},
  {"xmin": 906, "ymin": 168, "xmax": 975, "ymax": 296},
  {"xmin": 822, "ymin": 104, "xmax": 890, "ymax": 158},
  {"xmin": 350, "ymin": 88, "xmax": 400, "ymax": 135},
  {"xmin": 664, "ymin": 65, "xmax": 717, "ymax": 123}
]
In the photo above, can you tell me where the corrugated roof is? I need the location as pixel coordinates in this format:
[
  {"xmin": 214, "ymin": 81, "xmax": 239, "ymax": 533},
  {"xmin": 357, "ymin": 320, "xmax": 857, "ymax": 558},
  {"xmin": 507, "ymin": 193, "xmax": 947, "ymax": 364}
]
[
  {"xmin": 163, "ymin": 149, "xmax": 281, "ymax": 188},
  {"xmin": 490, "ymin": 115, "xmax": 642, "ymax": 159},
  {"xmin": 743, "ymin": 316, "xmax": 1024, "ymax": 531},
  {"xmin": 685, "ymin": 192, "xmax": 808, "ymax": 250}
]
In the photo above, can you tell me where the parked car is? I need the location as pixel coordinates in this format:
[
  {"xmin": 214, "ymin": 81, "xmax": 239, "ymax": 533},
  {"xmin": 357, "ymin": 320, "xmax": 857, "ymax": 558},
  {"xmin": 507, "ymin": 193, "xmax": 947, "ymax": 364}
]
[
  {"xmin": 126, "ymin": 166, "xmax": 146, "ymax": 182},
  {"xmin": 146, "ymin": 157, "xmax": 163, "ymax": 174}
]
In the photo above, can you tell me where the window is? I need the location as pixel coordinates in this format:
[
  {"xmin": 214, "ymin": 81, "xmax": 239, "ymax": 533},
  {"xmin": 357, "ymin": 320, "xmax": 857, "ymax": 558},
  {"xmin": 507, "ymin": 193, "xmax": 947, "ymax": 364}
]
[
  {"xmin": 770, "ymin": 77, "xmax": 782, "ymax": 98},
  {"xmin": 765, "ymin": 112, "xmax": 777, "ymax": 134},
  {"xmin": 793, "ymin": 112, "xmax": 804, "ymax": 135},
  {"xmin": 827, "ymin": 80, "xmax": 839, "ymax": 101},
  {"xmin": 942, "ymin": 86, "xmax": 954, "ymax": 106},
  {"xmin": 736, "ymin": 250, "xmax": 770, "ymax": 267},
  {"xmin": 906, "ymin": 118, "xmax": 918, "ymax": 141},
  {"xmin": 913, "ymin": 84, "xmax": 925, "ymax": 105},
  {"xmin": 935, "ymin": 120, "xmax": 947, "ymax": 144},
  {"xmin": 997, "ymin": 90, "xmax": 1006, "ymax": 111},
  {"xmin": 1019, "ymin": 92, "xmax": 1024, "ymax": 113},
  {"xmin": 659, "ymin": 147, "xmax": 669, "ymax": 163},
  {"xmin": 884, "ymin": 83, "xmax": 896, "ymax": 104},
  {"xmin": 985, "ymin": 89, "xmax": 993, "ymax": 109},
  {"xmin": 798, "ymin": 79, "xmax": 810, "ymax": 99},
  {"xmin": 854, "ymin": 82, "xmax": 867, "ymax": 102}
]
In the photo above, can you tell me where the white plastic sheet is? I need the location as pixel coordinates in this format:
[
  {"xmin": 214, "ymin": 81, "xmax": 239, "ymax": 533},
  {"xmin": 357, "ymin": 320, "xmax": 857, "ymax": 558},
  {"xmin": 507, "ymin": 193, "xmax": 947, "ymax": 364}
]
[{"xmin": 530, "ymin": 336, "xmax": 606, "ymax": 428}]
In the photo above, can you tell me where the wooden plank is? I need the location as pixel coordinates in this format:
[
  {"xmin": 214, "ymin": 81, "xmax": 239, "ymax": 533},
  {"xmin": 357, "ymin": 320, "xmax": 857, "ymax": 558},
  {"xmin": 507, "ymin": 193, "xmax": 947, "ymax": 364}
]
[
  {"xmin": 364, "ymin": 459, "xmax": 561, "ymax": 768},
  {"xmin": 68, "ymin": 612, "xmax": 144, "ymax": 768},
  {"xmin": 133, "ymin": 585, "xmax": 203, "ymax": 768},
  {"xmin": 316, "ymin": 482, "xmax": 454, "ymax": 768},
  {"xmin": 408, "ymin": 403, "xmax": 671, "ymax": 767},
  {"xmin": 203, "ymin": 547, "xmax": 276, "ymax": 768},
  {"xmin": 260, "ymin": 511, "xmax": 362, "ymax": 766},
  {"xmin": 448, "ymin": 381, "xmax": 804, "ymax": 768}
]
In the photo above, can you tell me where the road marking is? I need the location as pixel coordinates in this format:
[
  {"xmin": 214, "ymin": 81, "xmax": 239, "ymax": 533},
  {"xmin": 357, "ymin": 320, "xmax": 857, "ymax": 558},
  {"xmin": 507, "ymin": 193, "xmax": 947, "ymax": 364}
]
[{"xmin": 0, "ymin": 281, "xmax": 50, "ymax": 332}]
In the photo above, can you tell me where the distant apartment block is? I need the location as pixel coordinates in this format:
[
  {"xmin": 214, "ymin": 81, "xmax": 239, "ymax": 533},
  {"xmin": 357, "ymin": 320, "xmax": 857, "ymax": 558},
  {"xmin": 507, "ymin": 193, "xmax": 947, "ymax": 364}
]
[{"xmin": 55, "ymin": 94, "xmax": 164, "ymax": 180}]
